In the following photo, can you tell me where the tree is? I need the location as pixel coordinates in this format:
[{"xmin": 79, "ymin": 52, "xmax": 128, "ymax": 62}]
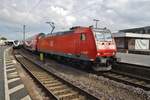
[{"xmin": 0, "ymin": 37, "xmax": 7, "ymax": 40}]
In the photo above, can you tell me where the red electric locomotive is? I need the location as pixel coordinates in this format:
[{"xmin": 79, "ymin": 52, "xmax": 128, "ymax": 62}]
[{"xmin": 24, "ymin": 26, "xmax": 118, "ymax": 71}]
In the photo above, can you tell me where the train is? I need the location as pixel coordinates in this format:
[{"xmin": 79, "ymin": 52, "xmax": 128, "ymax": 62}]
[
  {"xmin": 4, "ymin": 40, "xmax": 23, "ymax": 48},
  {"xmin": 24, "ymin": 26, "xmax": 118, "ymax": 71},
  {"xmin": 13, "ymin": 40, "xmax": 22, "ymax": 48}
]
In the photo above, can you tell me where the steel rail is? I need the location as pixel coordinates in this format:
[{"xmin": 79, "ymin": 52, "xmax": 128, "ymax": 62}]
[
  {"xmin": 14, "ymin": 53, "xmax": 100, "ymax": 100},
  {"xmin": 17, "ymin": 48, "xmax": 150, "ymax": 92},
  {"xmin": 100, "ymin": 70, "xmax": 150, "ymax": 91}
]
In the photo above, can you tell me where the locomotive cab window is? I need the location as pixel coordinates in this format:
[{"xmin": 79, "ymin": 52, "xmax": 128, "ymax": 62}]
[{"xmin": 80, "ymin": 33, "xmax": 86, "ymax": 40}]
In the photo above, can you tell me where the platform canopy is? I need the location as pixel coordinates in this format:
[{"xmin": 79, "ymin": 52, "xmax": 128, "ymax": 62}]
[{"xmin": 113, "ymin": 32, "xmax": 150, "ymax": 39}]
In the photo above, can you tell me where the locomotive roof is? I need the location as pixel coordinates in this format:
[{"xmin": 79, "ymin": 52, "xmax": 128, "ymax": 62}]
[
  {"xmin": 93, "ymin": 27, "xmax": 111, "ymax": 32},
  {"xmin": 46, "ymin": 26, "xmax": 89, "ymax": 36},
  {"xmin": 45, "ymin": 26, "xmax": 111, "ymax": 37},
  {"xmin": 46, "ymin": 30, "xmax": 74, "ymax": 36}
]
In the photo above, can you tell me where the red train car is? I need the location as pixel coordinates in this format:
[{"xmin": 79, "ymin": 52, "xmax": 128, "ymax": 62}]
[
  {"xmin": 24, "ymin": 33, "xmax": 44, "ymax": 51},
  {"xmin": 24, "ymin": 26, "xmax": 118, "ymax": 71}
]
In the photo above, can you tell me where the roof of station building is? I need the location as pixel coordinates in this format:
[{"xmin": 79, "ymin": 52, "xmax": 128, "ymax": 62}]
[{"xmin": 113, "ymin": 32, "xmax": 150, "ymax": 39}]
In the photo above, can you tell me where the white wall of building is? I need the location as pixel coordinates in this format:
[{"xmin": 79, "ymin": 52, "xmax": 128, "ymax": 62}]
[{"xmin": 135, "ymin": 39, "xmax": 149, "ymax": 50}]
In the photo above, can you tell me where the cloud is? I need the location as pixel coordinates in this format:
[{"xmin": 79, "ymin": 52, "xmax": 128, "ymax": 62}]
[{"xmin": 0, "ymin": 0, "xmax": 150, "ymax": 39}]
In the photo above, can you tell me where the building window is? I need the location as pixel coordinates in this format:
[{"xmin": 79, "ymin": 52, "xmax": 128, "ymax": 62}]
[
  {"xmin": 80, "ymin": 33, "xmax": 86, "ymax": 40},
  {"xmin": 148, "ymin": 29, "xmax": 150, "ymax": 34}
]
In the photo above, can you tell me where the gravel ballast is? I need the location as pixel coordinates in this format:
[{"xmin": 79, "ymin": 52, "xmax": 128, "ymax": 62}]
[{"xmin": 18, "ymin": 49, "xmax": 150, "ymax": 100}]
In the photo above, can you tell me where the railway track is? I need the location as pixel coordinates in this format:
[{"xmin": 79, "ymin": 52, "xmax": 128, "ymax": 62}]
[
  {"xmin": 113, "ymin": 62, "xmax": 150, "ymax": 81},
  {"xmin": 18, "ymin": 48, "xmax": 150, "ymax": 91},
  {"xmin": 99, "ymin": 70, "xmax": 150, "ymax": 91},
  {"xmin": 14, "ymin": 53, "xmax": 99, "ymax": 100}
]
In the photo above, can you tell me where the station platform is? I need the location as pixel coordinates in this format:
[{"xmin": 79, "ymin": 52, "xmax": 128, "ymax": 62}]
[
  {"xmin": 129, "ymin": 49, "xmax": 150, "ymax": 55},
  {"xmin": 0, "ymin": 46, "xmax": 31, "ymax": 100},
  {"xmin": 116, "ymin": 52, "xmax": 150, "ymax": 67},
  {"xmin": 0, "ymin": 46, "xmax": 6, "ymax": 100}
]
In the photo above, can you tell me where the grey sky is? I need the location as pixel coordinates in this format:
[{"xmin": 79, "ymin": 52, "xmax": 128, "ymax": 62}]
[{"xmin": 0, "ymin": 0, "xmax": 150, "ymax": 40}]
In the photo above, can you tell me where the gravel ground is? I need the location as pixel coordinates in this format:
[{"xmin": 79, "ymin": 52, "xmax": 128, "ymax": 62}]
[
  {"xmin": 18, "ymin": 49, "xmax": 150, "ymax": 100},
  {"xmin": 45, "ymin": 62, "xmax": 149, "ymax": 100}
]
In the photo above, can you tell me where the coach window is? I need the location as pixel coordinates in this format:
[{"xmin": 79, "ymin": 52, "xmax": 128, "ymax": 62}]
[
  {"xmin": 80, "ymin": 33, "xmax": 86, "ymax": 40},
  {"xmin": 39, "ymin": 34, "xmax": 45, "ymax": 39}
]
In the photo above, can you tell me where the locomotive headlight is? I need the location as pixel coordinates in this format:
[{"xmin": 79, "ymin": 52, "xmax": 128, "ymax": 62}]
[
  {"xmin": 112, "ymin": 52, "xmax": 114, "ymax": 55},
  {"xmin": 112, "ymin": 52, "xmax": 116, "ymax": 55},
  {"xmin": 97, "ymin": 53, "xmax": 100, "ymax": 56}
]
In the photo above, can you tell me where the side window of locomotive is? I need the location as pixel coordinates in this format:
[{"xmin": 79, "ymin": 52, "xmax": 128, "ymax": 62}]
[{"xmin": 80, "ymin": 33, "xmax": 86, "ymax": 41}]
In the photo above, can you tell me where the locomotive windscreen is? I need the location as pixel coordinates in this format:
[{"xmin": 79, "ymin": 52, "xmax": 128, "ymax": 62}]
[{"xmin": 94, "ymin": 30, "xmax": 112, "ymax": 41}]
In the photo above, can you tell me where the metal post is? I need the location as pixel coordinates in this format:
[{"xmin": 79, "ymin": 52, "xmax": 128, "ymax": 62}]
[
  {"xmin": 23, "ymin": 25, "xmax": 26, "ymax": 41},
  {"xmin": 93, "ymin": 19, "xmax": 99, "ymax": 29},
  {"xmin": 40, "ymin": 53, "xmax": 44, "ymax": 62}
]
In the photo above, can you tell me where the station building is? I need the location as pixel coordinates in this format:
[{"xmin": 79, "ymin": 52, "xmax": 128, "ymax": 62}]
[{"xmin": 113, "ymin": 26, "xmax": 150, "ymax": 53}]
